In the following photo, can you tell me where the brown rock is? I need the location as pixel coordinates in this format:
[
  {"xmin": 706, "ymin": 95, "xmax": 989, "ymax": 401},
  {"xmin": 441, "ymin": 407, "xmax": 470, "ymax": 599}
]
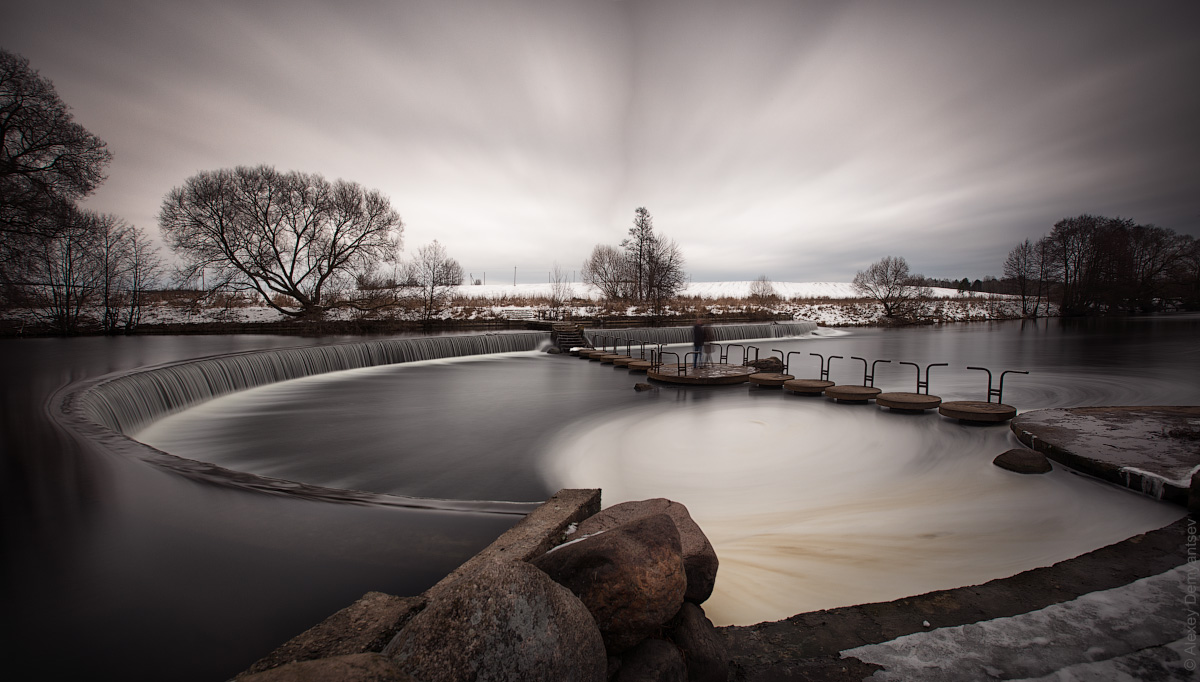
[
  {"xmin": 571, "ymin": 499, "xmax": 719, "ymax": 604},
  {"xmin": 239, "ymin": 592, "xmax": 425, "ymax": 677},
  {"xmin": 238, "ymin": 653, "xmax": 414, "ymax": 682},
  {"xmin": 993, "ymin": 448, "xmax": 1052, "ymax": 474},
  {"xmin": 616, "ymin": 639, "xmax": 688, "ymax": 682},
  {"xmin": 534, "ymin": 513, "xmax": 687, "ymax": 652},
  {"xmin": 385, "ymin": 561, "xmax": 606, "ymax": 682},
  {"xmin": 666, "ymin": 603, "xmax": 728, "ymax": 682},
  {"xmin": 635, "ymin": 382, "xmax": 657, "ymax": 392},
  {"xmin": 747, "ymin": 357, "xmax": 783, "ymax": 373}
]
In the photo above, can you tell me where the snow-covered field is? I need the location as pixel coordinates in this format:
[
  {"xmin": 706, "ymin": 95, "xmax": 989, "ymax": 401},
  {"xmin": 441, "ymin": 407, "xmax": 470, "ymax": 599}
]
[
  {"xmin": 2, "ymin": 281, "xmax": 1046, "ymax": 330},
  {"xmin": 454, "ymin": 281, "xmax": 982, "ymax": 301}
]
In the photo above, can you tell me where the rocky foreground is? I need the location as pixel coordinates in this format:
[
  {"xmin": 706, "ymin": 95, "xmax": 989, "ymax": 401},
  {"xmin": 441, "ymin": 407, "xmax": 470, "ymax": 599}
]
[{"xmin": 237, "ymin": 492, "xmax": 726, "ymax": 681}]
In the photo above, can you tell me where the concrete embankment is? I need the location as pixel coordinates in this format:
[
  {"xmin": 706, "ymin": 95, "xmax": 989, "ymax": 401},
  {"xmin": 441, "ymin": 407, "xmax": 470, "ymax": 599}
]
[{"xmin": 1011, "ymin": 406, "xmax": 1200, "ymax": 508}]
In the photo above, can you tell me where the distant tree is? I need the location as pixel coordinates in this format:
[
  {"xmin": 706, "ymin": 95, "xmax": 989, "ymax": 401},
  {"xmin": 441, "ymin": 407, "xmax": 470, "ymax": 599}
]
[
  {"xmin": 643, "ymin": 233, "xmax": 686, "ymax": 315},
  {"xmin": 852, "ymin": 255, "xmax": 931, "ymax": 318},
  {"xmin": 1124, "ymin": 224, "xmax": 1186, "ymax": 312},
  {"xmin": 582, "ymin": 243, "xmax": 630, "ymax": 300},
  {"xmin": 548, "ymin": 263, "xmax": 572, "ymax": 317},
  {"xmin": 1, "ymin": 49, "xmax": 112, "ymax": 290},
  {"xmin": 621, "ymin": 207, "xmax": 656, "ymax": 301},
  {"xmin": 118, "ymin": 225, "xmax": 163, "ymax": 331},
  {"xmin": 158, "ymin": 165, "xmax": 403, "ymax": 318},
  {"xmin": 584, "ymin": 207, "xmax": 686, "ymax": 313},
  {"xmin": 402, "ymin": 240, "xmax": 463, "ymax": 325},
  {"xmin": 1004, "ymin": 240, "xmax": 1038, "ymax": 316},
  {"xmin": 748, "ymin": 275, "xmax": 777, "ymax": 306}
]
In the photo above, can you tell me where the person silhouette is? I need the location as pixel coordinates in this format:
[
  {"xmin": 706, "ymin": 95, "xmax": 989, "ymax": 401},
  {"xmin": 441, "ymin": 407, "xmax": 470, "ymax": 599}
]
[{"xmin": 692, "ymin": 319, "xmax": 706, "ymax": 368}]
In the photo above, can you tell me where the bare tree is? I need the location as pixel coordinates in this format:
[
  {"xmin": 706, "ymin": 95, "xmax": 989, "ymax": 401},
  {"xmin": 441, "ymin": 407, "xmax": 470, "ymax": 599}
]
[
  {"xmin": 621, "ymin": 207, "xmax": 655, "ymax": 300},
  {"xmin": 403, "ymin": 240, "xmax": 463, "ymax": 325},
  {"xmin": 1, "ymin": 49, "xmax": 112, "ymax": 291},
  {"xmin": 852, "ymin": 255, "xmax": 930, "ymax": 318},
  {"xmin": 158, "ymin": 165, "xmax": 403, "ymax": 318},
  {"xmin": 1003, "ymin": 240, "xmax": 1036, "ymax": 316},
  {"xmin": 119, "ymin": 225, "xmax": 163, "ymax": 331},
  {"xmin": 582, "ymin": 243, "xmax": 629, "ymax": 300},
  {"xmin": 585, "ymin": 207, "xmax": 687, "ymax": 312},
  {"xmin": 548, "ymin": 263, "xmax": 572, "ymax": 317},
  {"xmin": 643, "ymin": 234, "xmax": 686, "ymax": 316},
  {"xmin": 748, "ymin": 275, "xmax": 777, "ymax": 306},
  {"xmin": 26, "ymin": 208, "xmax": 101, "ymax": 334}
]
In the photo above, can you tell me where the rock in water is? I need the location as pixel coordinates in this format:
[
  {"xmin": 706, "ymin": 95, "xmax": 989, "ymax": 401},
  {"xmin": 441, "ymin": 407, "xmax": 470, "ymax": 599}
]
[
  {"xmin": 748, "ymin": 357, "xmax": 783, "ymax": 373},
  {"xmin": 237, "ymin": 653, "xmax": 415, "ymax": 682},
  {"xmin": 384, "ymin": 561, "xmax": 606, "ymax": 682},
  {"xmin": 634, "ymin": 382, "xmax": 657, "ymax": 392},
  {"xmin": 533, "ymin": 513, "xmax": 687, "ymax": 652},
  {"xmin": 615, "ymin": 639, "xmax": 687, "ymax": 682},
  {"xmin": 993, "ymin": 448, "xmax": 1052, "ymax": 474},
  {"xmin": 570, "ymin": 498, "xmax": 719, "ymax": 604},
  {"xmin": 666, "ymin": 603, "xmax": 728, "ymax": 682}
]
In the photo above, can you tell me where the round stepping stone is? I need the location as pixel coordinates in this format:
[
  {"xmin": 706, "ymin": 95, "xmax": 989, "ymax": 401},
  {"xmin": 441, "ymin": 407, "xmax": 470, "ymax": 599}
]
[
  {"xmin": 628, "ymin": 361, "xmax": 652, "ymax": 373},
  {"xmin": 993, "ymin": 448, "xmax": 1052, "ymax": 474},
  {"xmin": 939, "ymin": 400, "xmax": 1017, "ymax": 423},
  {"xmin": 783, "ymin": 379, "xmax": 834, "ymax": 395},
  {"xmin": 824, "ymin": 385, "xmax": 882, "ymax": 403},
  {"xmin": 876, "ymin": 392, "xmax": 942, "ymax": 412},
  {"xmin": 598, "ymin": 354, "xmax": 622, "ymax": 364},
  {"xmin": 613, "ymin": 357, "xmax": 635, "ymax": 367},
  {"xmin": 749, "ymin": 373, "xmax": 794, "ymax": 387}
]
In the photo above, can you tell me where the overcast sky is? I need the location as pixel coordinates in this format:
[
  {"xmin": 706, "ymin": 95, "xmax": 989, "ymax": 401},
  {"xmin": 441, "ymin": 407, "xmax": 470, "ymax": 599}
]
[{"xmin": 4, "ymin": 0, "xmax": 1198, "ymax": 282}]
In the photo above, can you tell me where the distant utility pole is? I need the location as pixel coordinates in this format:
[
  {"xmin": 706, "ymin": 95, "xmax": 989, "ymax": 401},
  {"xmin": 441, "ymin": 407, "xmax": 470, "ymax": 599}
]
[{"xmin": 514, "ymin": 266, "xmax": 517, "ymax": 286}]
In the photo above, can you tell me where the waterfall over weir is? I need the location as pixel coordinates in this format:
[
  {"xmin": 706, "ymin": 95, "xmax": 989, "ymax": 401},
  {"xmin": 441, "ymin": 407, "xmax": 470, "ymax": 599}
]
[
  {"xmin": 585, "ymin": 320, "xmax": 818, "ymax": 348},
  {"xmin": 76, "ymin": 332, "xmax": 550, "ymax": 437}
]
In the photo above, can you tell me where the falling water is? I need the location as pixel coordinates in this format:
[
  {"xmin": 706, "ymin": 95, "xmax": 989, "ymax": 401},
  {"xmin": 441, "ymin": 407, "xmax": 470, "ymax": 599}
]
[{"xmin": 74, "ymin": 332, "xmax": 548, "ymax": 435}]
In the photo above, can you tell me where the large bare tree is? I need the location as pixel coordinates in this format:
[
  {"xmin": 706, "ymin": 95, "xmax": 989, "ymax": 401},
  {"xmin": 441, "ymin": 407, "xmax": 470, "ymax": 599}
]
[
  {"xmin": 158, "ymin": 165, "xmax": 403, "ymax": 318},
  {"xmin": 852, "ymin": 255, "xmax": 930, "ymax": 318},
  {"xmin": 1, "ymin": 49, "xmax": 112, "ymax": 287}
]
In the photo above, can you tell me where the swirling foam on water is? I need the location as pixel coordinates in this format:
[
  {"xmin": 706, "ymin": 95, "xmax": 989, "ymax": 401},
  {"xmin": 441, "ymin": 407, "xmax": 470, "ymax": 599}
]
[{"xmin": 540, "ymin": 396, "xmax": 1183, "ymax": 626}]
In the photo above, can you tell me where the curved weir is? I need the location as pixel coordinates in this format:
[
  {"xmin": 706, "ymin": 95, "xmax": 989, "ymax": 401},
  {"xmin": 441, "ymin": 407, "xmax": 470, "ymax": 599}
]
[
  {"xmin": 58, "ymin": 332, "xmax": 550, "ymax": 514},
  {"xmin": 75, "ymin": 332, "xmax": 549, "ymax": 435}
]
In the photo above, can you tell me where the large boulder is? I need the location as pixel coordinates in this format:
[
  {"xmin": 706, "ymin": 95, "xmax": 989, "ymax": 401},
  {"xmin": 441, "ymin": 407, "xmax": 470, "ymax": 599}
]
[
  {"xmin": 570, "ymin": 499, "xmax": 719, "ymax": 604},
  {"xmin": 533, "ymin": 513, "xmax": 687, "ymax": 652},
  {"xmin": 384, "ymin": 560, "xmax": 606, "ymax": 682},
  {"xmin": 237, "ymin": 653, "xmax": 415, "ymax": 682},
  {"xmin": 666, "ymin": 603, "xmax": 729, "ymax": 682},
  {"xmin": 615, "ymin": 639, "xmax": 688, "ymax": 682}
]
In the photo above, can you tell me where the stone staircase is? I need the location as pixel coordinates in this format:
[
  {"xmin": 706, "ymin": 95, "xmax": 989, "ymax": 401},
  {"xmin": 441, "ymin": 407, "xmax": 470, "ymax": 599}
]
[{"xmin": 551, "ymin": 323, "xmax": 589, "ymax": 352}]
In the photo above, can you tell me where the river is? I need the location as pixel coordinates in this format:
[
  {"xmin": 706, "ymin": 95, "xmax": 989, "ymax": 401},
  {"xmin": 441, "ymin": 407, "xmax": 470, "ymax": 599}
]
[{"xmin": 3, "ymin": 315, "xmax": 1199, "ymax": 679}]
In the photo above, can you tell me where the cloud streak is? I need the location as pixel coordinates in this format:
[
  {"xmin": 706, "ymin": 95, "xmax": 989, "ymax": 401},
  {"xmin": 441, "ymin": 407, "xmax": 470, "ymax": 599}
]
[{"xmin": 4, "ymin": 0, "xmax": 1197, "ymax": 282}]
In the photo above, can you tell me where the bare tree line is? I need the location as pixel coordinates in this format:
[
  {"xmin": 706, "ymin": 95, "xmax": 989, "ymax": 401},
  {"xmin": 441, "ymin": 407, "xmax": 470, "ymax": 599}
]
[
  {"xmin": 1003, "ymin": 215, "xmax": 1198, "ymax": 316},
  {"xmin": 1, "ymin": 48, "xmax": 163, "ymax": 333}
]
